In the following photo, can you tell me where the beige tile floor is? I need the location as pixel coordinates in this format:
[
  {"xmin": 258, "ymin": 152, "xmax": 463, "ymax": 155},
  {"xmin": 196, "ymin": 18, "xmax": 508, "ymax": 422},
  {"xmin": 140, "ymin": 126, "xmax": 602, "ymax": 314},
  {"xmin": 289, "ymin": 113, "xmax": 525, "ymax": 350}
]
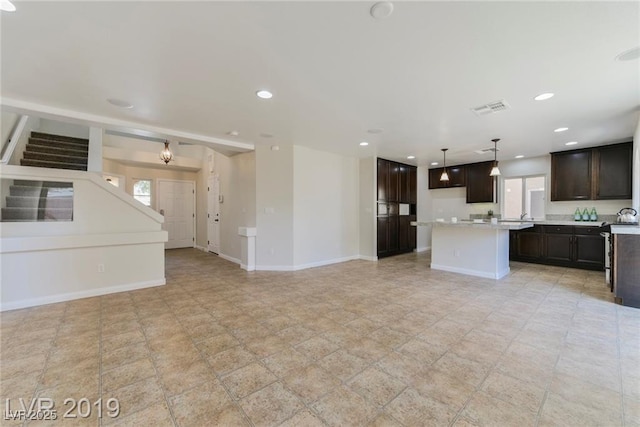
[{"xmin": 1, "ymin": 249, "xmax": 639, "ymax": 426}]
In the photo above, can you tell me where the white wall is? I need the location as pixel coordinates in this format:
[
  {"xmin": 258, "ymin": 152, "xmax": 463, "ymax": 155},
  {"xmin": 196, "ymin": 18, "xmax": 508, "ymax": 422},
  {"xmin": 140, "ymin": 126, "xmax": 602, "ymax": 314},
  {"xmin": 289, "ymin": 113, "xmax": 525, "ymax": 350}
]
[
  {"xmin": 359, "ymin": 157, "xmax": 376, "ymax": 260},
  {"xmin": 216, "ymin": 151, "xmax": 256, "ymax": 262},
  {"xmin": 38, "ymin": 118, "xmax": 89, "ymax": 139},
  {"xmin": 255, "ymin": 144, "xmax": 295, "ymax": 268},
  {"xmin": 0, "ymin": 166, "xmax": 166, "ymax": 311},
  {"xmin": 293, "ymin": 146, "xmax": 358, "ymax": 268},
  {"xmin": 632, "ymin": 117, "xmax": 639, "ymax": 212},
  {"xmin": 416, "ymin": 166, "xmax": 432, "ymax": 251}
]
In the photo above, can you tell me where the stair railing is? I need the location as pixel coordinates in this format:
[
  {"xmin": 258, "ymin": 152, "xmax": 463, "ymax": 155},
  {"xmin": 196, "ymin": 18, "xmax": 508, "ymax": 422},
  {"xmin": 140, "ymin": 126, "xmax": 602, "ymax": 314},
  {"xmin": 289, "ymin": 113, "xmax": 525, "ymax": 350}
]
[{"xmin": 0, "ymin": 115, "xmax": 29, "ymax": 164}]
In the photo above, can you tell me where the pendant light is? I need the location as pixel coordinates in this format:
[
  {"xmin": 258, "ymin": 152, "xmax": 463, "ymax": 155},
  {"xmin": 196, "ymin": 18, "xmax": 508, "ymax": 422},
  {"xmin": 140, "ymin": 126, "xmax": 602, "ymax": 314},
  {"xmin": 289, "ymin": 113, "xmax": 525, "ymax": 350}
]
[
  {"xmin": 160, "ymin": 141, "xmax": 174, "ymax": 164},
  {"xmin": 489, "ymin": 138, "xmax": 501, "ymax": 176},
  {"xmin": 440, "ymin": 148, "xmax": 449, "ymax": 181}
]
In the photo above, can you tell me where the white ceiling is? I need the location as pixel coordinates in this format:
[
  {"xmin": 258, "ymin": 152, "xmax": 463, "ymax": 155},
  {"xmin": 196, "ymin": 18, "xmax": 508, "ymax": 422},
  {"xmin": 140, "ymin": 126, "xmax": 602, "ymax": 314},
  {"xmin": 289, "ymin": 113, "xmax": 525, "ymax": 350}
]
[{"xmin": 1, "ymin": 1, "xmax": 639, "ymax": 166}]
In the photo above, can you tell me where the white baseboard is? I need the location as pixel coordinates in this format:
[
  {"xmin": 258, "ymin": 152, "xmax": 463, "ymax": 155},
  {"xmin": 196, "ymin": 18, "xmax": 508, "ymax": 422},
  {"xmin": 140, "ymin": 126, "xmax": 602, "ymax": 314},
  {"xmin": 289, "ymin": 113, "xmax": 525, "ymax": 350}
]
[
  {"xmin": 218, "ymin": 253, "xmax": 241, "ymax": 265},
  {"xmin": 416, "ymin": 246, "xmax": 431, "ymax": 253},
  {"xmin": 256, "ymin": 255, "xmax": 360, "ymax": 272},
  {"xmin": 430, "ymin": 263, "xmax": 509, "ymax": 280},
  {"xmin": 255, "ymin": 265, "xmax": 295, "ymax": 271},
  {"xmin": 240, "ymin": 264, "xmax": 255, "ymax": 272},
  {"xmin": 1, "ymin": 279, "xmax": 166, "ymax": 312},
  {"xmin": 358, "ymin": 255, "xmax": 378, "ymax": 261},
  {"xmin": 194, "ymin": 245, "xmax": 208, "ymax": 252}
]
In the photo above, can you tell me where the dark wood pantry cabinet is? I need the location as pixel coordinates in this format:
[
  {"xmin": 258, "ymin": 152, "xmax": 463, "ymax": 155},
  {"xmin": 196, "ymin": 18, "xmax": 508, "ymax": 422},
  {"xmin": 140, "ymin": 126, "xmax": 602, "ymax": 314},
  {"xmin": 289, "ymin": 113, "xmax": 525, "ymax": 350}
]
[{"xmin": 377, "ymin": 158, "xmax": 417, "ymax": 258}]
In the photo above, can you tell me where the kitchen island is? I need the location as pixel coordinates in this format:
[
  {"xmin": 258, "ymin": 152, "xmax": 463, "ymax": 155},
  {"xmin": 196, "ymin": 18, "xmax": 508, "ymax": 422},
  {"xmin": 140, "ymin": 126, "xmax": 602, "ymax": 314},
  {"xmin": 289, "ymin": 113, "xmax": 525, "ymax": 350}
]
[{"xmin": 412, "ymin": 220, "xmax": 534, "ymax": 279}]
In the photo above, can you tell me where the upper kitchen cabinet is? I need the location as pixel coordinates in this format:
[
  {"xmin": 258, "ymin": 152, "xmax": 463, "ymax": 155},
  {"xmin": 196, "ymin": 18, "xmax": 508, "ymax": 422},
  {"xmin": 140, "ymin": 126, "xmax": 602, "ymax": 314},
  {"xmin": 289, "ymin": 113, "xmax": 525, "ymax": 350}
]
[
  {"xmin": 551, "ymin": 149, "xmax": 592, "ymax": 201},
  {"xmin": 428, "ymin": 165, "xmax": 465, "ymax": 189},
  {"xmin": 377, "ymin": 158, "xmax": 390, "ymax": 201},
  {"xmin": 466, "ymin": 161, "xmax": 496, "ymax": 203},
  {"xmin": 551, "ymin": 141, "xmax": 633, "ymax": 201},
  {"xmin": 595, "ymin": 142, "xmax": 633, "ymax": 200}
]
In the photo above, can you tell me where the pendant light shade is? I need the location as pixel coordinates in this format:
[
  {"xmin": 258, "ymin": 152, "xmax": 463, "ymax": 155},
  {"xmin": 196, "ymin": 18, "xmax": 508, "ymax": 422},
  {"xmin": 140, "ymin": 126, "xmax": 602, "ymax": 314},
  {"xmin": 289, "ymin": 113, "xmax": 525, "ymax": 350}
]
[
  {"xmin": 440, "ymin": 148, "xmax": 449, "ymax": 181},
  {"xmin": 489, "ymin": 138, "xmax": 501, "ymax": 176},
  {"xmin": 160, "ymin": 141, "xmax": 174, "ymax": 164}
]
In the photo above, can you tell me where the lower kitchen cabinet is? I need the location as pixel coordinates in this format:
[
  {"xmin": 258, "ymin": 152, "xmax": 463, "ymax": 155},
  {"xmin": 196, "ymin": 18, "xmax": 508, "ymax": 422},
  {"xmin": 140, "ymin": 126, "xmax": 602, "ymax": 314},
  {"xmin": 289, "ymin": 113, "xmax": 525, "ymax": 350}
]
[
  {"xmin": 612, "ymin": 233, "xmax": 640, "ymax": 308},
  {"xmin": 377, "ymin": 214, "xmax": 415, "ymax": 258},
  {"xmin": 510, "ymin": 225, "xmax": 604, "ymax": 271}
]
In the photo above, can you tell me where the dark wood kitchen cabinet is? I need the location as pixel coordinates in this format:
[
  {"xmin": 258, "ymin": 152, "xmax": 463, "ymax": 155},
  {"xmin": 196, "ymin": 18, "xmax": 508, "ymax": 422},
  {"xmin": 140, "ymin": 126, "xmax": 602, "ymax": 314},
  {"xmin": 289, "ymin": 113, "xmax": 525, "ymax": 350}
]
[
  {"xmin": 510, "ymin": 225, "xmax": 604, "ymax": 271},
  {"xmin": 612, "ymin": 233, "xmax": 640, "ymax": 308},
  {"xmin": 428, "ymin": 165, "xmax": 466, "ymax": 189},
  {"xmin": 595, "ymin": 142, "xmax": 633, "ymax": 200},
  {"xmin": 551, "ymin": 149, "xmax": 592, "ymax": 201},
  {"xmin": 377, "ymin": 158, "xmax": 417, "ymax": 258},
  {"xmin": 466, "ymin": 161, "xmax": 496, "ymax": 203},
  {"xmin": 551, "ymin": 141, "xmax": 632, "ymax": 201}
]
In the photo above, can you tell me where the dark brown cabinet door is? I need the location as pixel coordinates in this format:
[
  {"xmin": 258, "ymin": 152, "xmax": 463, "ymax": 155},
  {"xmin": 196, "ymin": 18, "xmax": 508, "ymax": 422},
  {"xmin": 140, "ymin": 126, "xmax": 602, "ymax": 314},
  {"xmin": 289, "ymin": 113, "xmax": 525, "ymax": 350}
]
[
  {"xmin": 377, "ymin": 217, "xmax": 389, "ymax": 256},
  {"xmin": 516, "ymin": 232, "xmax": 542, "ymax": 260},
  {"xmin": 574, "ymin": 234, "xmax": 604, "ymax": 269},
  {"xmin": 389, "ymin": 163, "xmax": 399, "ymax": 202},
  {"xmin": 551, "ymin": 150, "xmax": 591, "ymax": 201},
  {"xmin": 466, "ymin": 161, "xmax": 495, "ymax": 203},
  {"xmin": 377, "ymin": 159, "xmax": 389, "ymax": 201},
  {"xmin": 388, "ymin": 216, "xmax": 399, "ymax": 252},
  {"xmin": 399, "ymin": 165, "xmax": 409, "ymax": 203},
  {"xmin": 428, "ymin": 165, "xmax": 465, "ymax": 189},
  {"xmin": 596, "ymin": 142, "xmax": 632, "ymax": 200},
  {"xmin": 409, "ymin": 167, "xmax": 417, "ymax": 203},
  {"xmin": 543, "ymin": 226, "xmax": 574, "ymax": 263},
  {"xmin": 398, "ymin": 216, "xmax": 410, "ymax": 251},
  {"xmin": 408, "ymin": 217, "xmax": 416, "ymax": 250}
]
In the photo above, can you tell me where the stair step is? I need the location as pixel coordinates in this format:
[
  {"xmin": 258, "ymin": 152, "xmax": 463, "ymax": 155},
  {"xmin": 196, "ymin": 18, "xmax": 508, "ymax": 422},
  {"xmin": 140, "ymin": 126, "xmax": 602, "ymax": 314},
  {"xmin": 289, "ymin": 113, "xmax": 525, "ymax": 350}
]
[
  {"xmin": 1, "ymin": 207, "xmax": 73, "ymax": 222},
  {"xmin": 13, "ymin": 180, "xmax": 73, "ymax": 188},
  {"xmin": 20, "ymin": 159, "xmax": 87, "ymax": 171},
  {"xmin": 31, "ymin": 132, "xmax": 89, "ymax": 145},
  {"xmin": 9, "ymin": 185, "xmax": 74, "ymax": 197},
  {"xmin": 6, "ymin": 196, "xmax": 73, "ymax": 209},
  {"xmin": 28, "ymin": 137, "xmax": 89, "ymax": 151},
  {"xmin": 23, "ymin": 151, "xmax": 88, "ymax": 165},
  {"xmin": 26, "ymin": 143, "xmax": 88, "ymax": 156}
]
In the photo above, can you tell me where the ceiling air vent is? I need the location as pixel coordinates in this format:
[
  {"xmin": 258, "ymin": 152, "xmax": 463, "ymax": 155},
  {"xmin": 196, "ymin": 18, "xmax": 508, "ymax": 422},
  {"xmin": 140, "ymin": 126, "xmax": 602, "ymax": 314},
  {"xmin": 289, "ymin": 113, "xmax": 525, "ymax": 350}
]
[
  {"xmin": 474, "ymin": 147, "xmax": 500, "ymax": 155},
  {"xmin": 471, "ymin": 99, "xmax": 510, "ymax": 116}
]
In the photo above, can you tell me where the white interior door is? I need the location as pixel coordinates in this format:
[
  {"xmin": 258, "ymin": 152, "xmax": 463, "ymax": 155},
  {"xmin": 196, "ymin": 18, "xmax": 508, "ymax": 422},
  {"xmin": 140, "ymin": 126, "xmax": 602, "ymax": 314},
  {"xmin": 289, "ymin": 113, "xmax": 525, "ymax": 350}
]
[
  {"xmin": 158, "ymin": 180, "xmax": 195, "ymax": 249},
  {"xmin": 207, "ymin": 175, "xmax": 220, "ymax": 254}
]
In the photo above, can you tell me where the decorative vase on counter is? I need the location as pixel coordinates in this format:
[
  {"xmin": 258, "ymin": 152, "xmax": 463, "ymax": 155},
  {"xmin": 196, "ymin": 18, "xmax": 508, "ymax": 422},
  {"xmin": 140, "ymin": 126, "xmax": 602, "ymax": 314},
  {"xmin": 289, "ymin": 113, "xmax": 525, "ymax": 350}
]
[
  {"xmin": 574, "ymin": 208, "xmax": 582, "ymax": 221},
  {"xmin": 582, "ymin": 208, "xmax": 589, "ymax": 221}
]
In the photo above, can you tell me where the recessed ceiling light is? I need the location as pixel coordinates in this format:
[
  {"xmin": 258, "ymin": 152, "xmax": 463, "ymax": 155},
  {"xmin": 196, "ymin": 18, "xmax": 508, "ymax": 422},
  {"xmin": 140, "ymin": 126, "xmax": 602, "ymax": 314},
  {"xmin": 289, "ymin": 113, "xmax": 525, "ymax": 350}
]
[
  {"xmin": 430, "ymin": 162, "xmax": 439, "ymax": 166},
  {"xmin": 370, "ymin": 1, "xmax": 394, "ymax": 19},
  {"xmin": 407, "ymin": 155, "xmax": 415, "ymax": 160},
  {"xmin": 367, "ymin": 128, "xmax": 384, "ymax": 134},
  {"xmin": 107, "ymin": 98, "xmax": 134, "ymax": 109},
  {"xmin": 554, "ymin": 127, "xmax": 569, "ymax": 133},
  {"xmin": 565, "ymin": 141, "xmax": 578, "ymax": 146},
  {"xmin": 256, "ymin": 90, "xmax": 273, "ymax": 99},
  {"xmin": 616, "ymin": 46, "xmax": 640, "ymax": 61},
  {"xmin": 359, "ymin": 141, "xmax": 369, "ymax": 146},
  {"xmin": 227, "ymin": 130, "xmax": 239, "ymax": 137},
  {"xmin": 0, "ymin": 0, "xmax": 16, "ymax": 12},
  {"xmin": 515, "ymin": 155, "xmax": 524, "ymax": 159},
  {"xmin": 534, "ymin": 93, "xmax": 554, "ymax": 101}
]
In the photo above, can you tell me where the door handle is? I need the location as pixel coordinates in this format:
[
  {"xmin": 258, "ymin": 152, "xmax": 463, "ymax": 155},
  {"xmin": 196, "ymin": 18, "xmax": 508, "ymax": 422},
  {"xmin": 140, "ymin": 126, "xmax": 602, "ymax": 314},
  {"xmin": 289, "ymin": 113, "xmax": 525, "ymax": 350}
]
[
  {"xmin": 159, "ymin": 209, "xmax": 165, "ymax": 215},
  {"xmin": 214, "ymin": 219, "xmax": 219, "ymax": 222}
]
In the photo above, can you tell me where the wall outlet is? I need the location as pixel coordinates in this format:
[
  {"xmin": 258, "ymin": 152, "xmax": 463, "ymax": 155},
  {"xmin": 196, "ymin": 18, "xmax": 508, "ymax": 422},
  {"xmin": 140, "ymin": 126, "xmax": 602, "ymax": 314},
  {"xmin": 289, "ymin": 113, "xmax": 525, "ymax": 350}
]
[{"xmin": 98, "ymin": 264, "xmax": 105, "ymax": 273}]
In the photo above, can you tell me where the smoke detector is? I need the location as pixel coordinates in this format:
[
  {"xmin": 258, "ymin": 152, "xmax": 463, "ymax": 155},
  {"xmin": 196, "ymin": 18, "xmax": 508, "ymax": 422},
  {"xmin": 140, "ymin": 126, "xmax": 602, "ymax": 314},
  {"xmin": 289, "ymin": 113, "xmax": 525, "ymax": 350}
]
[{"xmin": 471, "ymin": 99, "xmax": 510, "ymax": 116}]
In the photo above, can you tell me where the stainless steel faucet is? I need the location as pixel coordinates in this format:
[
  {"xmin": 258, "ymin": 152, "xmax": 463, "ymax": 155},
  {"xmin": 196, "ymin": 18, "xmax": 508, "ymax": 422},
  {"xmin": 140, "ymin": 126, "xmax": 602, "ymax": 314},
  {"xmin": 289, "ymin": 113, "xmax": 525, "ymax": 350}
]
[{"xmin": 520, "ymin": 212, "xmax": 528, "ymax": 220}]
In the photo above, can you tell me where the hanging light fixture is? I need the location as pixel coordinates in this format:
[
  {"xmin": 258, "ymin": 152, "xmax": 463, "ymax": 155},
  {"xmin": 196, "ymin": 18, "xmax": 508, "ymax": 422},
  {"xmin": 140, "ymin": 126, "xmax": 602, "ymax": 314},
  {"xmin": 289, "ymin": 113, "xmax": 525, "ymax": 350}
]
[
  {"xmin": 490, "ymin": 138, "xmax": 501, "ymax": 176},
  {"xmin": 440, "ymin": 148, "xmax": 449, "ymax": 181},
  {"xmin": 160, "ymin": 141, "xmax": 174, "ymax": 164}
]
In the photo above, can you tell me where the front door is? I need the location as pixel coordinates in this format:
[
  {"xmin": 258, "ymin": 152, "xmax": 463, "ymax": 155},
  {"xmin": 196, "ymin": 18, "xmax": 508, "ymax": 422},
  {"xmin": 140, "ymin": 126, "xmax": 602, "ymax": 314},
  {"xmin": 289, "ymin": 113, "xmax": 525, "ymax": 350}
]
[{"xmin": 157, "ymin": 180, "xmax": 195, "ymax": 249}]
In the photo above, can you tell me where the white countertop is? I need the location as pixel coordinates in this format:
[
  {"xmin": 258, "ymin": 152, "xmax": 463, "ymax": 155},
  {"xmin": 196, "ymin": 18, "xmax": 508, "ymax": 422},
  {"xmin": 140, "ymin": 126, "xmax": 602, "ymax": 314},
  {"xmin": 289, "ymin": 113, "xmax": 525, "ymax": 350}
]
[
  {"xmin": 611, "ymin": 224, "xmax": 640, "ymax": 235},
  {"xmin": 412, "ymin": 220, "xmax": 534, "ymax": 230}
]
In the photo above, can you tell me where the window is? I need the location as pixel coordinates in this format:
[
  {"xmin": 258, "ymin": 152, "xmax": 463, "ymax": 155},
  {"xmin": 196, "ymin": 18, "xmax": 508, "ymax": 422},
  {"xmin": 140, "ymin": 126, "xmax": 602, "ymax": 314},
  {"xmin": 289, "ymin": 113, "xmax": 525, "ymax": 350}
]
[
  {"xmin": 504, "ymin": 175, "xmax": 545, "ymax": 219},
  {"xmin": 133, "ymin": 179, "xmax": 152, "ymax": 207}
]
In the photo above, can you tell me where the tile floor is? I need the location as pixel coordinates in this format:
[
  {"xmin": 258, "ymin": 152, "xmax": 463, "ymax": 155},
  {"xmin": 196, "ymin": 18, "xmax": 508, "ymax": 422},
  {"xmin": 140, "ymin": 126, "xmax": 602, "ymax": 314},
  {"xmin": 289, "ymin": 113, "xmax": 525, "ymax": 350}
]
[{"xmin": 1, "ymin": 249, "xmax": 639, "ymax": 426}]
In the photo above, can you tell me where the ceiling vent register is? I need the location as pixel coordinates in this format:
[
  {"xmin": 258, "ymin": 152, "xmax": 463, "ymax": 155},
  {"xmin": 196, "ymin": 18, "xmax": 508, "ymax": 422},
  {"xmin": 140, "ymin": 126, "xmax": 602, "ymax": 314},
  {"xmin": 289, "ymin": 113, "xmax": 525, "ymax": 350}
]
[{"xmin": 471, "ymin": 100, "xmax": 510, "ymax": 116}]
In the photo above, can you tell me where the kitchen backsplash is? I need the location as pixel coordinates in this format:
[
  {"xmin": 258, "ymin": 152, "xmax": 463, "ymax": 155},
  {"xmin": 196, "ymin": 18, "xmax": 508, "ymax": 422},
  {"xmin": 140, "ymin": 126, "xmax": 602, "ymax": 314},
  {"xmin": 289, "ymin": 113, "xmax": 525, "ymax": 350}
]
[{"xmin": 545, "ymin": 214, "xmax": 618, "ymax": 223}]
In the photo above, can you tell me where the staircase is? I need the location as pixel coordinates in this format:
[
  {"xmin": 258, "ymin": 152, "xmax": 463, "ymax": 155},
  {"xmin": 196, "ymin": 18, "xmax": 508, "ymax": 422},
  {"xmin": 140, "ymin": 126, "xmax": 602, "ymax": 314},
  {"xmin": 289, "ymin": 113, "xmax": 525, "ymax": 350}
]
[
  {"xmin": 1, "ymin": 132, "xmax": 83, "ymax": 222},
  {"xmin": 20, "ymin": 131, "xmax": 89, "ymax": 171},
  {"xmin": 1, "ymin": 180, "xmax": 74, "ymax": 222}
]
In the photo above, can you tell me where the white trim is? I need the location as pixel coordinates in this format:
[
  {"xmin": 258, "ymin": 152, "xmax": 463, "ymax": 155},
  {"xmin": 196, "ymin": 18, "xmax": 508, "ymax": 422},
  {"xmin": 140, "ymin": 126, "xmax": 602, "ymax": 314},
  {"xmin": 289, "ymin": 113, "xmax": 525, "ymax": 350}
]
[
  {"xmin": 256, "ymin": 255, "xmax": 361, "ymax": 272},
  {"xmin": 416, "ymin": 245, "xmax": 431, "ymax": 253},
  {"xmin": 1, "ymin": 98, "xmax": 254, "ymax": 152},
  {"xmin": 240, "ymin": 264, "xmax": 255, "ymax": 272},
  {"xmin": 218, "ymin": 253, "xmax": 241, "ymax": 265},
  {"xmin": 358, "ymin": 255, "xmax": 378, "ymax": 261},
  {"xmin": 157, "ymin": 178, "xmax": 196, "ymax": 249},
  {"xmin": 256, "ymin": 265, "xmax": 295, "ymax": 271},
  {"xmin": 1, "ymin": 114, "xmax": 28, "ymax": 164},
  {"xmin": 430, "ymin": 263, "xmax": 510, "ymax": 280},
  {"xmin": 1, "ymin": 231, "xmax": 167, "ymax": 254},
  {"xmin": 0, "ymin": 279, "xmax": 165, "ymax": 312},
  {"xmin": 194, "ymin": 245, "xmax": 208, "ymax": 252}
]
